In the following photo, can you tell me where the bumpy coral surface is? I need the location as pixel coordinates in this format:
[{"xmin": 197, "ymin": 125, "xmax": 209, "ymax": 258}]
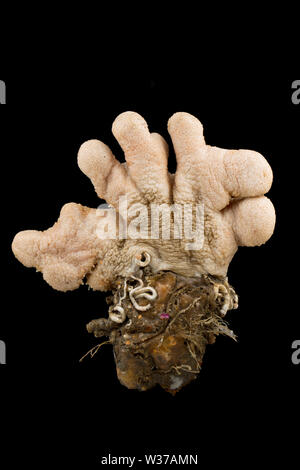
[{"xmin": 12, "ymin": 112, "xmax": 275, "ymax": 392}]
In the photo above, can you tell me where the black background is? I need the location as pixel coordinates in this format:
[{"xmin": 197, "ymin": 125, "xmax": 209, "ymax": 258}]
[{"xmin": 1, "ymin": 75, "xmax": 299, "ymax": 467}]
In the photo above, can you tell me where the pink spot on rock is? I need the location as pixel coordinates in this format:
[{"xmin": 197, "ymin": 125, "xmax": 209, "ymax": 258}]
[{"xmin": 160, "ymin": 313, "xmax": 170, "ymax": 319}]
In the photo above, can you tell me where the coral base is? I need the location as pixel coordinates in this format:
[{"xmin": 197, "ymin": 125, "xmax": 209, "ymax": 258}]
[{"xmin": 86, "ymin": 270, "xmax": 238, "ymax": 393}]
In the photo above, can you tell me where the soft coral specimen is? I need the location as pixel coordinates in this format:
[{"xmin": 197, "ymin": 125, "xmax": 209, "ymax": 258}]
[{"xmin": 12, "ymin": 111, "xmax": 275, "ymax": 292}]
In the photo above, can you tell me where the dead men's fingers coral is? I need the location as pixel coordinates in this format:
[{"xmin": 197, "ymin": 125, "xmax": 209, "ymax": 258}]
[{"xmin": 12, "ymin": 111, "xmax": 275, "ymax": 393}]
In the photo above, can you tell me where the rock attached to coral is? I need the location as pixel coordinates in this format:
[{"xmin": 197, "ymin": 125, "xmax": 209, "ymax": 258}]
[{"xmin": 87, "ymin": 269, "xmax": 238, "ymax": 393}]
